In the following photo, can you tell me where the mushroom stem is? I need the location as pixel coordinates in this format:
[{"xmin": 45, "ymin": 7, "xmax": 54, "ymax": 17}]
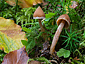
[
  {"xmin": 50, "ymin": 21, "xmax": 65, "ymax": 55},
  {"xmin": 38, "ymin": 19, "xmax": 45, "ymax": 32}
]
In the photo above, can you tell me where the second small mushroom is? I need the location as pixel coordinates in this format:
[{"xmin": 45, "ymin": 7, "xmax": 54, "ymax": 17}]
[{"xmin": 50, "ymin": 14, "xmax": 70, "ymax": 55}]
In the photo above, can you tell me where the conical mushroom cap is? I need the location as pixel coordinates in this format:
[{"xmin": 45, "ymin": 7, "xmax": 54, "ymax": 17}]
[
  {"xmin": 56, "ymin": 14, "xmax": 70, "ymax": 29},
  {"xmin": 33, "ymin": 6, "xmax": 45, "ymax": 19}
]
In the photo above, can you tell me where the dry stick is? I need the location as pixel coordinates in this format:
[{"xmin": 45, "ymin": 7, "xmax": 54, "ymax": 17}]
[
  {"xmin": 49, "ymin": 60, "xmax": 58, "ymax": 64},
  {"xmin": 50, "ymin": 21, "xmax": 65, "ymax": 54}
]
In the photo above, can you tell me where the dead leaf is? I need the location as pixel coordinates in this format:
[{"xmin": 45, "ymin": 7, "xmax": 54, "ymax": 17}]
[
  {"xmin": 40, "ymin": 41, "xmax": 50, "ymax": 57},
  {"xmin": 28, "ymin": 61, "xmax": 41, "ymax": 64},
  {"xmin": 6, "ymin": 0, "xmax": 43, "ymax": 8},
  {"xmin": 69, "ymin": 1, "xmax": 78, "ymax": 9},
  {"xmin": 74, "ymin": 57, "xmax": 80, "ymax": 60},
  {"xmin": 0, "ymin": 17, "xmax": 27, "ymax": 53},
  {"xmin": 2, "ymin": 46, "xmax": 29, "ymax": 64}
]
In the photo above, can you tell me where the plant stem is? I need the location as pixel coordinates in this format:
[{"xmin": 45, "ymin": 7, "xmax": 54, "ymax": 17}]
[
  {"xmin": 50, "ymin": 21, "xmax": 65, "ymax": 54},
  {"xmin": 15, "ymin": 0, "xmax": 18, "ymax": 14}
]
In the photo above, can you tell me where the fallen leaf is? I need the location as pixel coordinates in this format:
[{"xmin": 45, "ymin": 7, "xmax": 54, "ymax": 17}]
[
  {"xmin": 0, "ymin": 17, "xmax": 27, "ymax": 53},
  {"xmin": 6, "ymin": 0, "xmax": 43, "ymax": 8},
  {"xmin": 69, "ymin": 1, "xmax": 78, "ymax": 9},
  {"xmin": 28, "ymin": 61, "xmax": 41, "ymax": 64},
  {"xmin": 74, "ymin": 57, "xmax": 80, "ymax": 60},
  {"xmin": 6, "ymin": 0, "xmax": 30, "ymax": 8},
  {"xmin": 2, "ymin": 46, "xmax": 29, "ymax": 64},
  {"xmin": 40, "ymin": 41, "xmax": 50, "ymax": 57}
]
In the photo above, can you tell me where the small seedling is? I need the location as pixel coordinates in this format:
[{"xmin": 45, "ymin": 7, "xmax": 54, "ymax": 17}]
[{"xmin": 57, "ymin": 48, "xmax": 70, "ymax": 58}]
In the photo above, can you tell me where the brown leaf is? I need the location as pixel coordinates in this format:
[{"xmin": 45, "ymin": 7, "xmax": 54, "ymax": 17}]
[
  {"xmin": 2, "ymin": 46, "xmax": 29, "ymax": 64},
  {"xmin": 40, "ymin": 41, "xmax": 50, "ymax": 57},
  {"xmin": 69, "ymin": 1, "xmax": 78, "ymax": 9},
  {"xmin": 74, "ymin": 57, "xmax": 80, "ymax": 60},
  {"xmin": 28, "ymin": 61, "xmax": 41, "ymax": 64}
]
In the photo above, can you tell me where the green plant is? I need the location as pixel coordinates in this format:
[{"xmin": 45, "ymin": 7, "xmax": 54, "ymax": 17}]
[
  {"xmin": 0, "ymin": 6, "xmax": 36, "ymax": 27},
  {"xmin": 0, "ymin": 50, "xmax": 6, "ymax": 64},
  {"xmin": 75, "ymin": 0, "xmax": 85, "ymax": 18},
  {"xmin": 0, "ymin": 6, "xmax": 21, "ymax": 20},
  {"xmin": 81, "ymin": 15, "xmax": 85, "ymax": 27},
  {"xmin": 43, "ymin": 12, "xmax": 56, "ymax": 26},
  {"xmin": 35, "ymin": 57, "xmax": 52, "ymax": 64},
  {"xmin": 27, "ymin": 57, "xmax": 52, "ymax": 64},
  {"xmin": 69, "ymin": 49, "xmax": 85, "ymax": 64},
  {"xmin": 15, "ymin": 7, "xmax": 36, "ymax": 27},
  {"xmin": 80, "ymin": 29, "xmax": 85, "ymax": 47},
  {"xmin": 42, "ymin": 12, "xmax": 59, "ymax": 40},
  {"xmin": 57, "ymin": 48, "xmax": 70, "ymax": 58},
  {"xmin": 61, "ymin": 25, "xmax": 81, "ymax": 52},
  {"xmin": 21, "ymin": 22, "xmax": 44, "ymax": 53},
  {"xmin": 0, "ymin": 0, "xmax": 9, "ymax": 11}
]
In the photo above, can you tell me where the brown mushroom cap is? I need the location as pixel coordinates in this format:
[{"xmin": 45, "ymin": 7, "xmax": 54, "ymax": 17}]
[
  {"xmin": 56, "ymin": 14, "xmax": 70, "ymax": 29},
  {"xmin": 33, "ymin": 6, "xmax": 45, "ymax": 19}
]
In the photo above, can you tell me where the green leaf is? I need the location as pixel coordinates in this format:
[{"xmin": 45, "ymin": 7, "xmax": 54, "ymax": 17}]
[
  {"xmin": 57, "ymin": 48, "xmax": 70, "ymax": 58},
  {"xmin": 80, "ymin": 40, "xmax": 85, "ymax": 47},
  {"xmin": 44, "ymin": 18, "xmax": 51, "ymax": 21},
  {"xmin": 83, "ymin": 31, "xmax": 85, "ymax": 39},
  {"xmin": 35, "ymin": 57, "xmax": 52, "ymax": 64},
  {"xmin": 21, "ymin": 40, "xmax": 28, "ymax": 46},
  {"xmin": 45, "ymin": 12, "xmax": 56, "ymax": 18},
  {"xmin": 26, "ymin": 40, "xmax": 35, "ymax": 51},
  {"xmin": 22, "ymin": 27, "xmax": 31, "ymax": 33}
]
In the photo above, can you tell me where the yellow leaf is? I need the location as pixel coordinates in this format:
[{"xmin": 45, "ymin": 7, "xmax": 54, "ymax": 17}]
[
  {"xmin": 6, "ymin": 0, "xmax": 43, "ymax": 8},
  {"xmin": 0, "ymin": 17, "xmax": 27, "ymax": 53}
]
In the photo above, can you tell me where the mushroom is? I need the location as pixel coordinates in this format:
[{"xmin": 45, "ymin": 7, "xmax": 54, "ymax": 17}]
[
  {"xmin": 50, "ymin": 14, "xmax": 70, "ymax": 55},
  {"xmin": 33, "ymin": 6, "xmax": 45, "ymax": 32}
]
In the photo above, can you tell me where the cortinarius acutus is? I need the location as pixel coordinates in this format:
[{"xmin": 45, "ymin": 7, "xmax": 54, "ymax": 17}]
[{"xmin": 50, "ymin": 14, "xmax": 70, "ymax": 55}]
